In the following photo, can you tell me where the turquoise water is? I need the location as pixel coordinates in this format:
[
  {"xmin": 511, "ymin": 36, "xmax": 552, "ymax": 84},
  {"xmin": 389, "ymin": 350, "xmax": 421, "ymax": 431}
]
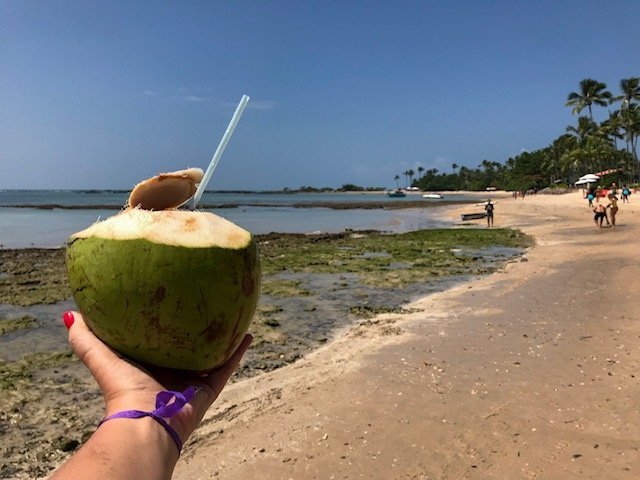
[{"xmin": 0, "ymin": 190, "xmax": 470, "ymax": 248}]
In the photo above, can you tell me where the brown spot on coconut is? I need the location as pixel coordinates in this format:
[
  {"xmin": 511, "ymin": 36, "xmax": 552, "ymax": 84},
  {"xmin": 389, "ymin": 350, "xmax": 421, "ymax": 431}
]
[{"xmin": 128, "ymin": 168, "xmax": 204, "ymax": 210}]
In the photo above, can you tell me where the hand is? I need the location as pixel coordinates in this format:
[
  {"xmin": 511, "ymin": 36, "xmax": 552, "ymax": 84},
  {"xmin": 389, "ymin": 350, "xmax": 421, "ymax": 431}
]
[{"xmin": 65, "ymin": 310, "xmax": 252, "ymax": 445}]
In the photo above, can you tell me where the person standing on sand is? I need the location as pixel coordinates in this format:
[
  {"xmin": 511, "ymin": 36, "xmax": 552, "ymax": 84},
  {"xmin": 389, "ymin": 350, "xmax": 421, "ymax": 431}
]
[
  {"xmin": 593, "ymin": 203, "xmax": 607, "ymax": 228},
  {"xmin": 587, "ymin": 192, "xmax": 594, "ymax": 207},
  {"xmin": 622, "ymin": 185, "xmax": 630, "ymax": 203},
  {"xmin": 485, "ymin": 199, "xmax": 494, "ymax": 228},
  {"xmin": 607, "ymin": 194, "xmax": 619, "ymax": 227}
]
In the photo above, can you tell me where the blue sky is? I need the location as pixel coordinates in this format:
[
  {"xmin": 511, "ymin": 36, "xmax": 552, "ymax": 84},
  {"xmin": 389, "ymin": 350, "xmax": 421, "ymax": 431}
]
[{"xmin": 2, "ymin": 1, "xmax": 639, "ymax": 190}]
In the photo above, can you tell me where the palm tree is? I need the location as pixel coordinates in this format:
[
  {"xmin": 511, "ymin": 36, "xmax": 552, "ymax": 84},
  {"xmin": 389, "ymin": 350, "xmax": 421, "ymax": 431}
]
[
  {"xmin": 394, "ymin": 175, "xmax": 400, "ymax": 189},
  {"xmin": 599, "ymin": 112, "xmax": 623, "ymax": 149},
  {"xmin": 417, "ymin": 166, "xmax": 425, "ymax": 179},
  {"xmin": 618, "ymin": 103, "xmax": 640, "ymax": 172},
  {"xmin": 612, "ymin": 77, "xmax": 640, "ymax": 108},
  {"xmin": 612, "ymin": 78, "xmax": 640, "ymax": 168},
  {"xmin": 566, "ymin": 116, "xmax": 597, "ymax": 145},
  {"xmin": 452, "ymin": 163, "xmax": 459, "ymax": 174},
  {"xmin": 403, "ymin": 170, "xmax": 409, "ymax": 188},
  {"xmin": 566, "ymin": 78, "xmax": 612, "ymax": 120},
  {"xmin": 407, "ymin": 169, "xmax": 415, "ymax": 186}
]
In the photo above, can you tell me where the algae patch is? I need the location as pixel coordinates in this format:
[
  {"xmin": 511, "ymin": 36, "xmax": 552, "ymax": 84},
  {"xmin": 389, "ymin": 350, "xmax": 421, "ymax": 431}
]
[
  {"xmin": 259, "ymin": 228, "xmax": 532, "ymax": 287},
  {"xmin": 0, "ymin": 249, "xmax": 70, "ymax": 306},
  {"xmin": 0, "ymin": 350, "xmax": 74, "ymax": 390},
  {"xmin": 0, "ymin": 315, "xmax": 41, "ymax": 336}
]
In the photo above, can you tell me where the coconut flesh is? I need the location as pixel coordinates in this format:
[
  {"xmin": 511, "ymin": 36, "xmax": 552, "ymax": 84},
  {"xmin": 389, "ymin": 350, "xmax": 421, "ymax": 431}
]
[{"xmin": 66, "ymin": 169, "xmax": 260, "ymax": 371}]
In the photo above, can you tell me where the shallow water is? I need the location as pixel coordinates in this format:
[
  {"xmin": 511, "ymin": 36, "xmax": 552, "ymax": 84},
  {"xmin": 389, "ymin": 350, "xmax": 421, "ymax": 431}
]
[
  {"xmin": 0, "ymin": 299, "xmax": 75, "ymax": 361},
  {"xmin": 0, "ymin": 206, "xmax": 455, "ymax": 248}
]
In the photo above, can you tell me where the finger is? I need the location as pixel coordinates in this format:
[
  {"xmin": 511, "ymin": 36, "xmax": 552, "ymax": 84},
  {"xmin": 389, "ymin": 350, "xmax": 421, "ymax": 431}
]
[{"xmin": 65, "ymin": 310, "xmax": 123, "ymax": 384}]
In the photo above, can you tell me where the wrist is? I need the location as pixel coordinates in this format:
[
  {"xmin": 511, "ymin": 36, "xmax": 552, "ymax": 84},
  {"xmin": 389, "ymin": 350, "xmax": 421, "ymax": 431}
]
[
  {"xmin": 102, "ymin": 387, "xmax": 198, "ymax": 452},
  {"xmin": 96, "ymin": 415, "xmax": 180, "ymax": 474}
]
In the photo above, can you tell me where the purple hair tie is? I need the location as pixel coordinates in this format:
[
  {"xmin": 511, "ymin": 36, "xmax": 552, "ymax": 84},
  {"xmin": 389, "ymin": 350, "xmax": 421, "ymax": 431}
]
[{"xmin": 97, "ymin": 386, "xmax": 197, "ymax": 453}]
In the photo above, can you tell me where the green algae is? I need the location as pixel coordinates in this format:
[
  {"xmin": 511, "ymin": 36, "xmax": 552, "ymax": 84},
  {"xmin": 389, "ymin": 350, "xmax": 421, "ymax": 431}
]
[
  {"xmin": 0, "ymin": 228, "xmax": 531, "ymax": 307},
  {"xmin": 258, "ymin": 228, "xmax": 532, "ymax": 287},
  {"xmin": 0, "ymin": 248, "xmax": 70, "ymax": 306},
  {"xmin": 0, "ymin": 315, "xmax": 41, "ymax": 336},
  {"xmin": 0, "ymin": 350, "xmax": 75, "ymax": 390}
]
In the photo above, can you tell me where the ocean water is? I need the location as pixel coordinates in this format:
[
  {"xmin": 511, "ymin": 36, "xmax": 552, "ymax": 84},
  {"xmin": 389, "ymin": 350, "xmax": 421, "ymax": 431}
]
[
  {"xmin": 0, "ymin": 190, "xmax": 471, "ymax": 248},
  {"xmin": 0, "ymin": 189, "xmax": 478, "ymax": 207}
]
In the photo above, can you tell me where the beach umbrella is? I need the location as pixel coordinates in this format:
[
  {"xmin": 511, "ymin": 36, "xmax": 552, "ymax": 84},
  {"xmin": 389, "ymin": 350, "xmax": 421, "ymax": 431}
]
[
  {"xmin": 578, "ymin": 174, "xmax": 600, "ymax": 182},
  {"xmin": 575, "ymin": 173, "xmax": 600, "ymax": 187}
]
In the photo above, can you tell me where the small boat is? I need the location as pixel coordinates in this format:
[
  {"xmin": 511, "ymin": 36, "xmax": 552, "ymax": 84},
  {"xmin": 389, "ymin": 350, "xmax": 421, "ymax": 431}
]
[
  {"xmin": 422, "ymin": 193, "xmax": 444, "ymax": 199},
  {"xmin": 387, "ymin": 189, "xmax": 406, "ymax": 198},
  {"xmin": 461, "ymin": 212, "xmax": 487, "ymax": 221}
]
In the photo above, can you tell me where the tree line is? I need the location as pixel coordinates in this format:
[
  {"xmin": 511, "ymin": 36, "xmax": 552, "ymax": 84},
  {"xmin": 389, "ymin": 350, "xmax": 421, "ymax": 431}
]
[{"xmin": 401, "ymin": 77, "xmax": 640, "ymax": 192}]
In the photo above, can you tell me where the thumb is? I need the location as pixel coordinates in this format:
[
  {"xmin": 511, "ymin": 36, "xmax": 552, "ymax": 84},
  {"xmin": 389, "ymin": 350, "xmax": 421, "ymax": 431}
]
[{"xmin": 64, "ymin": 310, "xmax": 122, "ymax": 381}]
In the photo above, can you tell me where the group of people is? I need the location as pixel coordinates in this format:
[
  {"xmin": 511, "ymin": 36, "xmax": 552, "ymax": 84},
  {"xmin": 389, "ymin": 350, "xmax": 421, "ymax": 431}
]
[{"xmin": 590, "ymin": 182, "xmax": 629, "ymax": 229}]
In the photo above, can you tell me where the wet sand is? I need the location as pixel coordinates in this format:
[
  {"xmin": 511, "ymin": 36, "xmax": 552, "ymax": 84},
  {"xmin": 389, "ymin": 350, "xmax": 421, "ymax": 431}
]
[{"xmin": 171, "ymin": 191, "xmax": 640, "ymax": 479}]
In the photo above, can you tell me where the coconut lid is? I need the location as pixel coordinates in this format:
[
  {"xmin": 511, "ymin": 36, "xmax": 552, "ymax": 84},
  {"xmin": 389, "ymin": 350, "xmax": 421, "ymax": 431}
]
[{"xmin": 128, "ymin": 168, "xmax": 204, "ymax": 210}]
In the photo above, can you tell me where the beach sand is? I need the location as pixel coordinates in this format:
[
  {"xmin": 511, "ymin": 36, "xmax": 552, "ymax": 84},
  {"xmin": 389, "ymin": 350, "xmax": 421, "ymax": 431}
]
[{"xmin": 172, "ymin": 191, "xmax": 640, "ymax": 479}]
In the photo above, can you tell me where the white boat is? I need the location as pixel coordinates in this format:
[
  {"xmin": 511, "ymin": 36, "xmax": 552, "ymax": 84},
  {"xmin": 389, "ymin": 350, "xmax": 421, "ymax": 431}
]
[
  {"xmin": 387, "ymin": 189, "xmax": 406, "ymax": 198},
  {"xmin": 422, "ymin": 193, "xmax": 444, "ymax": 199}
]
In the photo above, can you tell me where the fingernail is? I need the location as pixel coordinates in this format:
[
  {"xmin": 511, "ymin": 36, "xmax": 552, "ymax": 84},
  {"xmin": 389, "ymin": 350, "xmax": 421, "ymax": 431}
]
[{"xmin": 63, "ymin": 311, "xmax": 75, "ymax": 329}]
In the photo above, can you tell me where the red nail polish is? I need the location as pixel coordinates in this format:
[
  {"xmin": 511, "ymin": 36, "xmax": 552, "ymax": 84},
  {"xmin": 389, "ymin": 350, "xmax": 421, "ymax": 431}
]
[{"xmin": 63, "ymin": 311, "xmax": 75, "ymax": 329}]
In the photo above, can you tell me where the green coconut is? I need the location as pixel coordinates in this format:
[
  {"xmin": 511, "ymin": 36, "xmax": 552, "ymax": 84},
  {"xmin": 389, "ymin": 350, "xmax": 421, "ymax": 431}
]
[{"xmin": 66, "ymin": 169, "xmax": 260, "ymax": 371}]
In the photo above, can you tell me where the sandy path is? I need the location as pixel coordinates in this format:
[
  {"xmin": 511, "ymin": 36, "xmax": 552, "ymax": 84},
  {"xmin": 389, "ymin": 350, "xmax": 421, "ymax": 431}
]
[{"xmin": 174, "ymin": 192, "xmax": 640, "ymax": 479}]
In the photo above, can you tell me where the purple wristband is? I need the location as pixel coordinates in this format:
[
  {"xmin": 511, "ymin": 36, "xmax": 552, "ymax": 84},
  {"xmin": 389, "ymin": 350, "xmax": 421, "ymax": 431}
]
[{"xmin": 97, "ymin": 386, "xmax": 197, "ymax": 453}]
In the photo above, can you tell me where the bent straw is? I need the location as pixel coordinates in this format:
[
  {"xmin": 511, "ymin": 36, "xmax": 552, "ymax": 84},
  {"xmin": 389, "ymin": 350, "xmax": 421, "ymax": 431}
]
[{"xmin": 191, "ymin": 94, "xmax": 250, "ymax": 209}]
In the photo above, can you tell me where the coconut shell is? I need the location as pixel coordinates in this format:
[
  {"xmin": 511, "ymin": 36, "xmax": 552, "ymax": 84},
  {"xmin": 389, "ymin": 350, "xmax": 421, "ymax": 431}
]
[
  {"xmin": 128, "ymin": 168, "xmax": 204, "ymax": 210},
  {"xmin": 66, "ymin": 209, "xmax": 261, "ymax": 371}
]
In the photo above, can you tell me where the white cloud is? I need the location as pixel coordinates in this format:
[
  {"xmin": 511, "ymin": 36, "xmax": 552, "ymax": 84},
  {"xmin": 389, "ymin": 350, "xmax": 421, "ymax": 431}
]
[{"xmin": 142, "ymin": 90, "xmax": 156, "ymax": 96}]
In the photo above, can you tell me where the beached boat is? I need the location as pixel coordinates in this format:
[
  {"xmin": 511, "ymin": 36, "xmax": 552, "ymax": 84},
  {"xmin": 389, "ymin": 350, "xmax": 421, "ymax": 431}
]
[
  {"xmin": 461, "ymin": 212, "xmax": 487, "ymax": 221},
  {"xmin": 387, "ymin": 189, "xmax": 406, "ymax": 198},
  {"xmin": 422, "ymin": 193, "xmax": 444, "ymax": 199}
]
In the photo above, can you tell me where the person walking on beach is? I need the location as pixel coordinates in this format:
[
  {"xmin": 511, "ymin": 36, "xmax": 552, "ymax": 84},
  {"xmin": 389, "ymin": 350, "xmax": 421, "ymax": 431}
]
[
  {"xmin": 622, "ymin": 185, "xmax": 630, "ymax": 203},
  {"xmin": 485, "ymin": 199, "xmax": 494, "ymax": 228},
  {"xmin": 587, "ymin": 191, "xmax": 595, "ymax": 207},
  {"xmin": 593, "ymin": 202, "xmax": 607, "ymax": 228},
  {"xmin": 607, "ymin": 193, "xmax": 619, "ymax": 227}
]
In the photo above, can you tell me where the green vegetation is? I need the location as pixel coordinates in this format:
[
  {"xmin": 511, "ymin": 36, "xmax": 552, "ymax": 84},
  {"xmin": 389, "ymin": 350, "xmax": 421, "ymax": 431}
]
[
  {"xmin": 259, "ymin": 228, "xmax": 532, "ymax": 287},
  {"xmin": 0, "ymin": 248, "xmax": 70, "ymax": 306},
  {"xmin": 395, "ymin": 77, "xmax": 640, "ymax": 192},
  {"xmin": 0, "ymin": 350, "xmax": 74, "ymax": 390},
  {"xmin": 0, "ymin": 315, "xmax": 40, "ymax": 336}
]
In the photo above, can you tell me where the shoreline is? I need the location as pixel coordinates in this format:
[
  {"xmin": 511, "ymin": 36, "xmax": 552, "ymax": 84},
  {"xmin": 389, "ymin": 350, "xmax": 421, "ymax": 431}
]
[{"xmin": 170, "ymin": 191, "xmax": 640, "ymax": 479}]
